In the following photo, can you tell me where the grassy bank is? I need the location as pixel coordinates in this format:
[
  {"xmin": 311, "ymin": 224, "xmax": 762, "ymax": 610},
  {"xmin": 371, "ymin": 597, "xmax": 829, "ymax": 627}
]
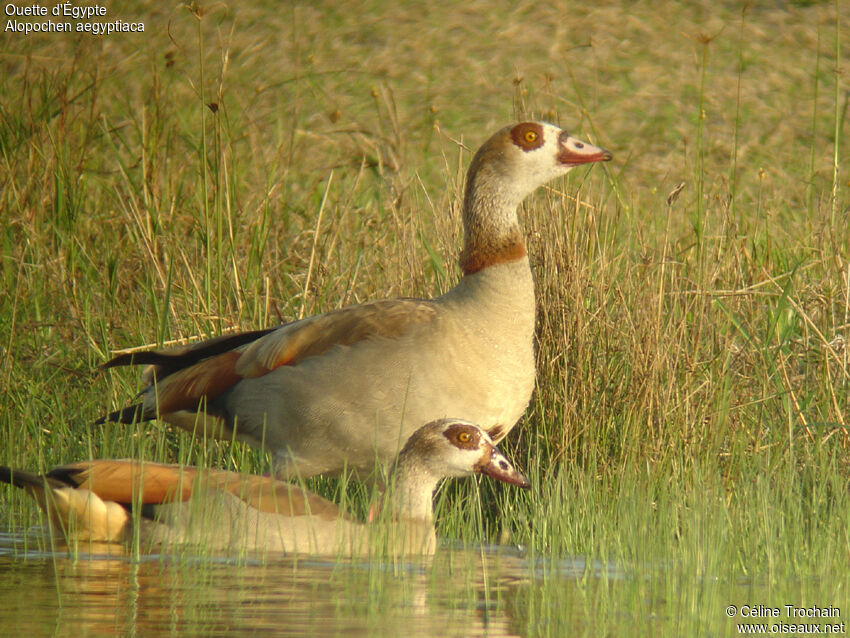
[{"xmin": 1, "ymin": 0, "xmax": 848, "ymax": 633}]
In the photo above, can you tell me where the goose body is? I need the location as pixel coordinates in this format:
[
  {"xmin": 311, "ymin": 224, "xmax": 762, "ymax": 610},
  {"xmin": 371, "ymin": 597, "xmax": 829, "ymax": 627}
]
[
  {"xmin": 100, "ymin": 122, "xmax": 611, "ymax": 478},
  {"xmin": 0, "ymin": 419, "xmax": 529, "ymax": 556}
]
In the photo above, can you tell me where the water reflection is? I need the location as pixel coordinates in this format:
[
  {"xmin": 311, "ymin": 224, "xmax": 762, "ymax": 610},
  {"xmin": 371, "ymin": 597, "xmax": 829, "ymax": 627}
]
[{"xmin": 1, "ymin": 530, "xmax": 618, "ymax": 637}]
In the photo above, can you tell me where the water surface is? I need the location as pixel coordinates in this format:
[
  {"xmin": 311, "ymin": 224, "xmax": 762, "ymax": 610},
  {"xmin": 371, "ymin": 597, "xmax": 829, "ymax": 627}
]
[
  {"xmin": 1, "ymin": 529, "xmax": 794, "ymax": 636},
  {"xmin": 0, "ymin": 530, "xmax": 618, "ymax": 637}
]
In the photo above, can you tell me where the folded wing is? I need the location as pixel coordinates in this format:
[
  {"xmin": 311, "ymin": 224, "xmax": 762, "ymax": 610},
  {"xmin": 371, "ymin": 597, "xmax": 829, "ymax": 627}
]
[
  {"xmin": 99, "ymin": 299, "xmax": 437, "ymax": 432},
  {"xmin": 0, "ymin": 459, "xmax": 345, "ymax": 543}
]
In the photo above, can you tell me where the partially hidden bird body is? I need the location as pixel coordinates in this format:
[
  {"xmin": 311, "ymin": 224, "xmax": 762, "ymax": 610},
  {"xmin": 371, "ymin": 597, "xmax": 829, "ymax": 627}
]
[
  {"xmin": 0, "ymin": 419, "xmax": 529, "ymax": 556},
  {"xmin": 100, "ymin": 122, "xmax": 611, "ymax": 478}
]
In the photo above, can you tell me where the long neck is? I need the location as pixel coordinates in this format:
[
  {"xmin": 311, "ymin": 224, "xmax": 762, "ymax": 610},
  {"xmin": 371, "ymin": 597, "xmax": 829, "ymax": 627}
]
[
  {"xmin": 459, "ymin": 161, "xmax": 527, "ymax": 275},
  {"xmin": 383, "ymin": 456, "xmax": 441, "ymax": 524}
]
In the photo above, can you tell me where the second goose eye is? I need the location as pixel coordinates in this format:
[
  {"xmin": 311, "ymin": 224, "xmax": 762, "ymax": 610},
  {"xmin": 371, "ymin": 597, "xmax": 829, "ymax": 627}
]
[{"xmin": 524, "ymin": 131, "xmax": 537, "ymax": 143}]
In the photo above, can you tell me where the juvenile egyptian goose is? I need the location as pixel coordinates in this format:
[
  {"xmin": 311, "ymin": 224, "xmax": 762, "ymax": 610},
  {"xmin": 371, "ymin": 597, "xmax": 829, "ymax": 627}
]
[
  {"xmin": 0, "ymin": 419, "xmax": 529, "ymax": 556},
  {"xmin": 99, "ymin": 122, "xmax": 611, "ymax": 478}
]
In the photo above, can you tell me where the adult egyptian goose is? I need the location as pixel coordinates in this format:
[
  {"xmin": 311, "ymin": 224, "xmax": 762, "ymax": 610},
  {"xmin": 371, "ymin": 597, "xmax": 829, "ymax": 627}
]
[
  {"xmin": 0, "ymin": 419, "xmax": 529, "ymax": 556},
  {"xmin": 99, "ymin": 122, "xmax": 611, "ymax": 478}
]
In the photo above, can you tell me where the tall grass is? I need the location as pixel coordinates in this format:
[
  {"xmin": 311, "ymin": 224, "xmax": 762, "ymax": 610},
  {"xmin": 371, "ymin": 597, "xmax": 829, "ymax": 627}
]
[{"xmin": 1, "ymin": 0, "xmax": 848, "ymax": 633}]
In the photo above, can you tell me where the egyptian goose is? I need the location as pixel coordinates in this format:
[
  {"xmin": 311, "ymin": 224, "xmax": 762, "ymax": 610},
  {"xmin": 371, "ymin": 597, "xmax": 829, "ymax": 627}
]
[
  {"xmin": 0, "ymin": 419, "xmax": 529, "ymax": 556},
  {"xmin": 99, "ymin": 122, "xmax": 611, "ymax": 478}
]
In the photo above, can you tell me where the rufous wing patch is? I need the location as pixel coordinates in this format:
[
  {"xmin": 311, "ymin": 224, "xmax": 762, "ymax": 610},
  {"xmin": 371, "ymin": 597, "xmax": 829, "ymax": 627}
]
[
  {"xmin": 55, "ymin": 460, "xmax": 197, "ymax": 505},
  {"xmin": 15, "ymin": 461, "xmax": 348, "ymax": 529},
  {"xmin": 152, "ymin": 350, "xmax": 243, "ymax": 416}
]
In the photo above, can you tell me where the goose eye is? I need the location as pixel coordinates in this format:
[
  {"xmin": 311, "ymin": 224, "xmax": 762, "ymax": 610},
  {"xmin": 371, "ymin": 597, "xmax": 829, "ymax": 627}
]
[
  {"xmin": 511, "ymin": 123, "xmax": 545, "ymax": 151},
  {"xmin": 457, "ymin": 431, "xmax": 471, "ymax": 443}
]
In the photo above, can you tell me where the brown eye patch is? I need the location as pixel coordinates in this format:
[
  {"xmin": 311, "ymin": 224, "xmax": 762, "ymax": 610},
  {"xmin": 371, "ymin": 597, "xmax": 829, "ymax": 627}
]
[
  {"xmin": 510, "ymin": 122, "xmax": 545, "ymax": 152},
  {"xmin": 443, "ymin": 424, "xmax": 480, "ymax": 450}
]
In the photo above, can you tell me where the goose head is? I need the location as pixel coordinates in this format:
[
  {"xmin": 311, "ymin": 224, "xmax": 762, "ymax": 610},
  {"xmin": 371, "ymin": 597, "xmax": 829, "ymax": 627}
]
[
  {"xmin": 404, "ymin": 417, "xmax": 530, "ymax": 486},
  {"xmin": 387, "ymin": 418, "xmax": 530, "ymax": 523},
  {"xmin": 466, "ymin": 122, "xmax": 611, "ymax": 205},
  {"xmin": 461, "ymin": 122, "xmax": 611, "ymax": 274}
]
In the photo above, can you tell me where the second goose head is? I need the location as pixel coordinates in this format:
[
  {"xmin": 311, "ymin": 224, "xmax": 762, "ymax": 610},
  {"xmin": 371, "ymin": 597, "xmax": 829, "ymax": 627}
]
[{"xmin": 385, "ymin": 417, "xmax": 530, "ymax": 524}]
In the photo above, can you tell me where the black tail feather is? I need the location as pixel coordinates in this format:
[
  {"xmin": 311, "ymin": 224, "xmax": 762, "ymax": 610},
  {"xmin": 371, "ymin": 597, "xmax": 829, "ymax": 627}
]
[
  {"xmin": 101, "ymin": 351, "xmax": 172, "ymax": 369},
  {"xmin": 100, "ymin": 328, "xmax": 276, "ymax": 380},
  {"xmin": 0, "ymin": 466, "xmax": 49, "ymax": 490},
  {"xmin": 0, "ymin": 466, "xmax": 17, "ymax": 486},
  {"xmin": 95, "ymin": 403, "xmax": 147, "ymax": 425}
]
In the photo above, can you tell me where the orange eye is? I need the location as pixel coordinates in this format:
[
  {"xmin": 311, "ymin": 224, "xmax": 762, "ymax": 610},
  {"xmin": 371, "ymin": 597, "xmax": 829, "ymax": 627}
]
[
  {"xmin": 457, "ymin": 431, "xmax": 471, "ymax": 443},
  {"xmin": 511, "ymin": 123, "xmax": 544, "ymax": 151}
]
